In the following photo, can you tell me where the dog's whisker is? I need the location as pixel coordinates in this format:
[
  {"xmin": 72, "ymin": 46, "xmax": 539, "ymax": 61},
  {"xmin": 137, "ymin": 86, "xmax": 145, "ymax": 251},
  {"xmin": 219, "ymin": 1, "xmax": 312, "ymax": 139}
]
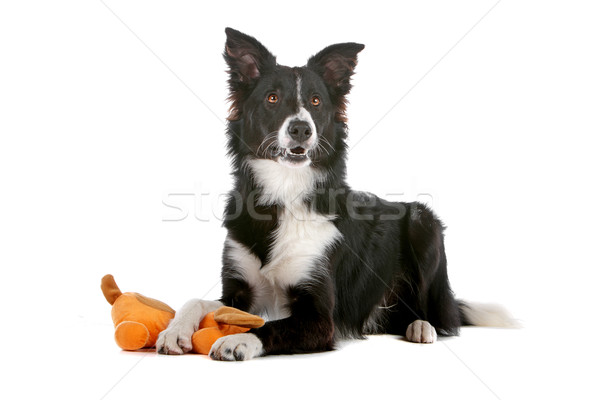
[
  {"xmin": 256, "ymin": 131, "xmax": 279, "ymax": 157},
  {"xmin": 256, "ymin": 133, "xmax": 272, "ymax": 154},
  {"xmin": 320, "ymin": 137, "xmax": 335, "ymax": 153},
  {"xmin": 262, "ymin": 138, "xmax": 279, "ymax": 158},
  {"xmin": 318, "ymin": 142, "xmax": 330, "ymax": 156}
]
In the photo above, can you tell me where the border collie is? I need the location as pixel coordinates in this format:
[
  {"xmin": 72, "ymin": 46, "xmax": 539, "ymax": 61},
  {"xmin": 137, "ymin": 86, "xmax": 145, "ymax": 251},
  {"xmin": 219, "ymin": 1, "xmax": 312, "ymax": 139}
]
[{"xmin": 156, "ymin": 28, "xmax": 513, "ymax": 361}]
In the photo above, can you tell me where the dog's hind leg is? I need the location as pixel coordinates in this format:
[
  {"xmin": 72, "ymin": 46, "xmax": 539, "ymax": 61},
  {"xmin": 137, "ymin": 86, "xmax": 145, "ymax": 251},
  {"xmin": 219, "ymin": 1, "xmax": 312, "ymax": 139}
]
[
  {"xmin": 384, "ymin": 202, "xmax": 462, "ymax": 341},
  {"xmin": 405, "ymin": 319, "xmax": 438, "ymax": 343}
]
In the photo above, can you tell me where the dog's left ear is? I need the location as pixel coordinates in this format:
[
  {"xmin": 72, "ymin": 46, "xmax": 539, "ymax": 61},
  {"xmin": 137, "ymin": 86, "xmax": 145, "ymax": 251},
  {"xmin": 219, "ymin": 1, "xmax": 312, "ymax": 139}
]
[
  {"xmin": 307, "ymin": 43, "xmax": 364, "ymax": 121},
  {"xmin": 307, "ymin": 43, "xmax": 364, "ymax": 94}
]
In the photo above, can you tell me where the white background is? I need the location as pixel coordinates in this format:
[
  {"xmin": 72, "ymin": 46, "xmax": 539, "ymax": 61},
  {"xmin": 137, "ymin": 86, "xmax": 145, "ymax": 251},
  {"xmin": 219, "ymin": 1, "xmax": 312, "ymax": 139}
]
[{"xmin": 1, "ymin": 1, "xmax": 599, "ymax": 399}]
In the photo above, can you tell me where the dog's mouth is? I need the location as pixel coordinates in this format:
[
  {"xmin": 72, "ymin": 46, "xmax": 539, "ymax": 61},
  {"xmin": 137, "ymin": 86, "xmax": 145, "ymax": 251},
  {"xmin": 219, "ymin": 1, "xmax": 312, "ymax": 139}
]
[{"xmin": 273, "ymin": 147, "xmax": 311, "ymax": 167}]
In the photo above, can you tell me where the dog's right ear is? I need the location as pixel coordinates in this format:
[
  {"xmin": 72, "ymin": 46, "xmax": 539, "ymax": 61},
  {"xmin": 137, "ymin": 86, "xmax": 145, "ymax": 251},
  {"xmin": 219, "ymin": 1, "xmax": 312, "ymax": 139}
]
[
  {"xmin": 224, "ymin": 28, "xmax": 276, "ymax": 85},
  {"xmin": 224, "ymin": 28, "xmax": 276, "ymax": 120}
]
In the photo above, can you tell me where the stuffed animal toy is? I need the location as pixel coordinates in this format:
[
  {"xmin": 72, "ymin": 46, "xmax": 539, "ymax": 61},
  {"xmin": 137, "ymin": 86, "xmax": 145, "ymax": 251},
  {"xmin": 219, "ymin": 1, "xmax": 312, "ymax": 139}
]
[
  {"xmin": 101, "ymin": 274, "xmax": 264, "ymax": 354},
  {"xmin": 101, "ymin": 274, "xmax": 176, "ymax": 351},
  {"xmin": 191, "ymin": 306, "xmax": 265, "ymax": 354}
]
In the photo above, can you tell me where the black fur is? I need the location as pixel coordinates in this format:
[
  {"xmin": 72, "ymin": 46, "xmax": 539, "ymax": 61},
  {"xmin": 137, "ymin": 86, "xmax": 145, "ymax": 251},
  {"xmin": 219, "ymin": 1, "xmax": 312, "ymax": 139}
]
[{"xmin": 218, "ymin": 28, "xmax": 462, "ymax": 356}]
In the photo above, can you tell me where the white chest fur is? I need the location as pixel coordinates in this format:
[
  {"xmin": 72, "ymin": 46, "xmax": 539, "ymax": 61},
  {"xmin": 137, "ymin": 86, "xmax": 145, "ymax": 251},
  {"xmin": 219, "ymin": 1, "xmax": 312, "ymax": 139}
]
[
  {"xmin": 262, "ymin": 199, "xmax": 340, "ymax": 287},
  {"xmin": 228, "ymin": 159, "xmax": 342, "ymax": 320}
]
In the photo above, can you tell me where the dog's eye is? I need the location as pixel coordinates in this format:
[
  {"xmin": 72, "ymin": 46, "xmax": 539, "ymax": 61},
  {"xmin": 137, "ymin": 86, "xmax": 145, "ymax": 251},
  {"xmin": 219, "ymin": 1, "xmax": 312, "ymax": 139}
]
[
  {"xmin": 267, "ymin": 93, "xmax": 279, "ymax": 104},
  {"xmin": 311, "ymin": 96, "xmax": 321, "ymax": 106}
]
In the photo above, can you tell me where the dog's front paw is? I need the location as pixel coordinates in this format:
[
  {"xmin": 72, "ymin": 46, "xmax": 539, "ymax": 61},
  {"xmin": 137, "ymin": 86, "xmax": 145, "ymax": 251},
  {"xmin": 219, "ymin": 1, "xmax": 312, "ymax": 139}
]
[
  {"xmin": 209, "ymin": 333, "xmax": 264, "ymax": 361},
  {"xmin": 156, "ymin": 324, "xmax": 194, "ymax": 355},
  {"xmin": 406, "ymin": 320, "xmax": 437, "ymax": 343}
]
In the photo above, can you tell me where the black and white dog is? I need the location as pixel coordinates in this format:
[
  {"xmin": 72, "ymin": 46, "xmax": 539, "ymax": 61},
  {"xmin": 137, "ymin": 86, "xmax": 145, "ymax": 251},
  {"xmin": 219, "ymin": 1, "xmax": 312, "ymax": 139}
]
[{"xmin": 156, "ymin": 28, "xmax": 511, "ymax": 361}]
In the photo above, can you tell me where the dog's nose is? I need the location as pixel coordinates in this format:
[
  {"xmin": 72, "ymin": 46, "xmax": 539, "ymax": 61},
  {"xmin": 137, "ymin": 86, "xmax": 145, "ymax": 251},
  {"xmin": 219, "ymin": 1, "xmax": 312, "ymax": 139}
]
[{"xmin": 287, "ymin": 120, "xmax": 312, "ymax": 141}]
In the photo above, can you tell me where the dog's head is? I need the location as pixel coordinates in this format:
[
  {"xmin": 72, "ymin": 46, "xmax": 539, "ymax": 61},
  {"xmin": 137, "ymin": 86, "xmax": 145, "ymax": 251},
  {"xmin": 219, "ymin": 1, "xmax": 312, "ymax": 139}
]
[{"xmin": 224, "ymin": 28, "xmax": 364, "ymax": 169}]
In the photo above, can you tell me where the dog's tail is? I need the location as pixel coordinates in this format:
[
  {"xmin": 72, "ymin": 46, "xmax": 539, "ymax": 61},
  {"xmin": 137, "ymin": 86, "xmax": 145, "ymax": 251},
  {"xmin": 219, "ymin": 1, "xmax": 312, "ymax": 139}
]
[{"xmin": 458, "ymin": 300, "xmax": 520, "ymax": 328}]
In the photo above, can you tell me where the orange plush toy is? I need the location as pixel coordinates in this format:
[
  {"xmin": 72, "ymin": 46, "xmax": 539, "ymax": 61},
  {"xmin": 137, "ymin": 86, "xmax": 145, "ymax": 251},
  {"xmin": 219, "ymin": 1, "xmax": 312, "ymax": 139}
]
[
  {"xmin": 191, "ymin": 306, "xmax": 265, "ymax": 354},
  {"xmin": 101, "ymin": 274, "xmax": 264, "ymax": 354},
  {"xmin": 101, "ymin": 274, "xmax": 175, "ymax": 351}
]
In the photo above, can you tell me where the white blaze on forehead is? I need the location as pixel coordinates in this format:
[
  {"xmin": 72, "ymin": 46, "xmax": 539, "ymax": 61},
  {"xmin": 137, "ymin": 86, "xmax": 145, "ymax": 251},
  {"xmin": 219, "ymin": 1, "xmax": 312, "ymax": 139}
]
[
  {"xmin": 296, "ymin": 75, "xmax": 303, "ymax": 106},
  {"xmin": 277, "ymin": 75, "xmax": 317, "ymax": 149}
]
